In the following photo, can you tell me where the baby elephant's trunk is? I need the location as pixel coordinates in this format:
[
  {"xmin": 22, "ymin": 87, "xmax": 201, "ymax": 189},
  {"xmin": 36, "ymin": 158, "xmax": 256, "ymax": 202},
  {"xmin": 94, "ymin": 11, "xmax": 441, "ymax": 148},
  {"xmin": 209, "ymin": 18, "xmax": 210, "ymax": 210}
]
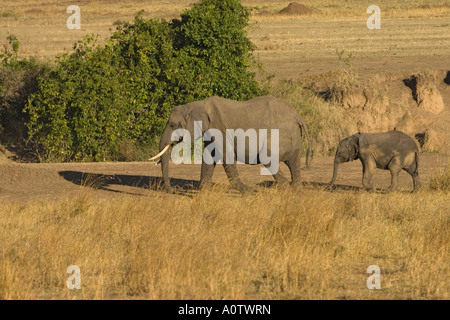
[{"xmin": 330, "ymin": 158, "xmax": 339, "ymax": 186}]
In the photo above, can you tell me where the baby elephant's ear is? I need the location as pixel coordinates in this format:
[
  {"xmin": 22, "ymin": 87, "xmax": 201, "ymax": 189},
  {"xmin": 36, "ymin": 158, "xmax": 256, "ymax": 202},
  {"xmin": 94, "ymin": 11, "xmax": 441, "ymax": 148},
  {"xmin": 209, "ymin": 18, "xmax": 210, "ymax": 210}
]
[
  {"xmin": 356, "ymin": 132, "xmax": 368, "ymax": 149},
  {"xmin": 348, "ymin": 133, "xmax": 361, "ymax": 160}
]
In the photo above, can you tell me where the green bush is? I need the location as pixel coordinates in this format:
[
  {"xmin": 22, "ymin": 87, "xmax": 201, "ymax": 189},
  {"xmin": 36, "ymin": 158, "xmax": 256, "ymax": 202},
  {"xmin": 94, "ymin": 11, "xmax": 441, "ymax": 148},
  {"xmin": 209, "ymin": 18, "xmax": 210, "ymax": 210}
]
[
  {"xmin": 25, "ymin": 0, "xmax": 261, "ymax": 162},
  {"xmin": 26, "ymin": 18, "xmax": 177, "ymax": 162},
  {"xmin": 174, "ymin": 0, "xmax": 260, "ymax": 100}
]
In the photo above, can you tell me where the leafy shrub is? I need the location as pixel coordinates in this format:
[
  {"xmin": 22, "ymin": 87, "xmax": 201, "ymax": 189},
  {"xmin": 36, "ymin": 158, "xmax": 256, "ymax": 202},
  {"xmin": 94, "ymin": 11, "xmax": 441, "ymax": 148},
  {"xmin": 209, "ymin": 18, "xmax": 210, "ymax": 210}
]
[
  {"xmin": 25, "ymin": 0, "xmax": 261, "ymax": 162},
  {"xmin": 174, "ymin": 0, "xmax": 260, "ymax": 100},
  {"xmin": 26, "ymin": 18, "xmax": 177, "ymax": 161}
]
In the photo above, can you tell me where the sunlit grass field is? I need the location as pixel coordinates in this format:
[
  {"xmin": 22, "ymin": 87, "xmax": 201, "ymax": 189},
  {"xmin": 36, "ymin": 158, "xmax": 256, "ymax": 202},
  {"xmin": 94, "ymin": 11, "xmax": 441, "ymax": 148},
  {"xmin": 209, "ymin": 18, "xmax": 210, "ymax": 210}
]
[{"xmin": 0, "ymin": 181, "xmax": 448, "ymax": 299}]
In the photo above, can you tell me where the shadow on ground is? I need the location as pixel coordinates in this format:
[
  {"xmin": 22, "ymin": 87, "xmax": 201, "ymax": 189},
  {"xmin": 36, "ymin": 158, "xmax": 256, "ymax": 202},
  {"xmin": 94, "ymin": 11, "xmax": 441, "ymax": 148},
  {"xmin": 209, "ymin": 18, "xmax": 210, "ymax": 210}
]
[
  {"xmin": 58, "ymin": 171, "xmax": 200, "ymax": 196},
  {"xmin": 59, "ymin": 170, "xmax": 384, "ymax": 196}
]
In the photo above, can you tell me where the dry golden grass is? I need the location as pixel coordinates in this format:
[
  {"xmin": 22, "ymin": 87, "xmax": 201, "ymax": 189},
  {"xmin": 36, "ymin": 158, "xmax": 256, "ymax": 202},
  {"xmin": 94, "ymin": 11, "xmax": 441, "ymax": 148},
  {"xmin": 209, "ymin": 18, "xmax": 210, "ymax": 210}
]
[
  {"xmin": 0, "ymin": 183, "xmax": 448, "ymax": 300},
  {"xmin": 430, "ymin": 162, "xmax": 450, "ymax": 191}
]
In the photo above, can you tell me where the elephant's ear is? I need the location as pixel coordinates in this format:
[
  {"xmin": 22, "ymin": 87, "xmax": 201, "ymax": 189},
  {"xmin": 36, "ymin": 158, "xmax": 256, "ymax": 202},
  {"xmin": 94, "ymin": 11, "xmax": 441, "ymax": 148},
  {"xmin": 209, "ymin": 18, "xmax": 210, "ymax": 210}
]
[
  {"xmin": 357, "ymin": 132, "xmax": 369, "ymax": 149},
  {"xmin": 349, "ymin": 133, "xmax": 361, "ymax": 160},
  {"xmin": 186, "ymin": 103, "xmax": 211, "ymax": 134}
]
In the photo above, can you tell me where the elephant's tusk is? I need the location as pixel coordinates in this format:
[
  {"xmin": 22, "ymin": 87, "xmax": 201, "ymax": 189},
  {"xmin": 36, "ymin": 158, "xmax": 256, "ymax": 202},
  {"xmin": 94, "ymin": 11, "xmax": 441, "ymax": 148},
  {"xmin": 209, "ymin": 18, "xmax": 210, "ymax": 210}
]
[{"xmin": 149, "ymin": 144, "xmax": 170, "ymax": 161}]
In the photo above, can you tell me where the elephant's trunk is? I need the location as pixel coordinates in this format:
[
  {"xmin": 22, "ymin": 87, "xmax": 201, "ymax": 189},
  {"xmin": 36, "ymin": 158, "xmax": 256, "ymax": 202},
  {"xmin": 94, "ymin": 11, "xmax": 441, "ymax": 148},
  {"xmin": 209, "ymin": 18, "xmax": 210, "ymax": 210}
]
[{"xmin": 330, "ymin": 158, "xmax": 340, "ymax": 186}]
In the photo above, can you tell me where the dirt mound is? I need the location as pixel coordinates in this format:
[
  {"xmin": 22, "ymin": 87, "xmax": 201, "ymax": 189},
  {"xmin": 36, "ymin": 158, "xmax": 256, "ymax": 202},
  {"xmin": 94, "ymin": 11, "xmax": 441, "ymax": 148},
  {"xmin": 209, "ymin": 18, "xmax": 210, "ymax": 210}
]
[
  {"xmin": 416, "ymin": 129, "xmax": 446, "ymax": 152},
  {"xmin": 404, "ymin": 72, "xmax": 445, "ymax": 114},
  {"xmin": 254, "ymin": 2, "xmax": 318, "ymax": 17},
  {"xmin": 279, "ymin": 2, "xmax": 315, "ymax": 15}
]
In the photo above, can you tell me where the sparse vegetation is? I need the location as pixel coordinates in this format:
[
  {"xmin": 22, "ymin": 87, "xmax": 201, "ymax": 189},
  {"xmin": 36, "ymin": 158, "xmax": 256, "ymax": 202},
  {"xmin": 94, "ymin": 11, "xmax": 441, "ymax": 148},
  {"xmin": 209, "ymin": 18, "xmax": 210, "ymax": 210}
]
[
  {"xmin": 0, "ymin": 11, "xmax": 17, "ymax": 19},
  {"xmin": 429, "ymin": 162, "xmax": 450, "ymax": 191}
]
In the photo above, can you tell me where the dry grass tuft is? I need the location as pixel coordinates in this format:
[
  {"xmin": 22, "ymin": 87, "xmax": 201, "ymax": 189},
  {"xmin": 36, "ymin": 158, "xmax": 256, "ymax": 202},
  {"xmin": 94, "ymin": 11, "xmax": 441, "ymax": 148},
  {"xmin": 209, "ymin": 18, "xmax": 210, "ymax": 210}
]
[{"xmin": 429, "ymin": 162, "xmax": 450, "ymax": 191}]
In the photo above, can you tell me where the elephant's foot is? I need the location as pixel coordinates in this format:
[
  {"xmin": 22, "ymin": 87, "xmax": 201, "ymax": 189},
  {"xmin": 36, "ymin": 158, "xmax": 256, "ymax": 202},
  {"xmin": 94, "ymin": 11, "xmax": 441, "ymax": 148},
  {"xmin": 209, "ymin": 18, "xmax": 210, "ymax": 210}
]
[
  {"xmin": 162, "ymin": 184, "xmax": 175, "ymax": 194},
  {"xmin": 233, "ymin": 181, "xmax": 256, "ymax": 194},
  {"xmin": 273, "ymin": 177, "xmax": 290, "ymax": 189},
  {"xmin": 363, "ymin": 181, "xmax": 375, "ymax": 193},
  {"xmin": 364, "ymin": 186, "xmax": 376, "ymax": 193},
  {"xmin": 385, "ymin": 186, "xmax": 398, "ymax": 193},
  {"xmin": 290, "ymin": 181, "xmax": 303, "ymax": 191},
  {"xmin": 198, "ymin": 180, "xmax": 213, "ymax": 191}
]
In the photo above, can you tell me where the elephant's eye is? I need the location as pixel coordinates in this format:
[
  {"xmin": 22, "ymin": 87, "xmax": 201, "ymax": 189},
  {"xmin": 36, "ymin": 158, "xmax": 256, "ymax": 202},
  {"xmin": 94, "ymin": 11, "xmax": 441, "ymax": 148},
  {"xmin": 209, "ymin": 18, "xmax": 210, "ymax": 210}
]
[{"xmin": 170, "ymin": 122, "xmax": 178, "ymax": 129}]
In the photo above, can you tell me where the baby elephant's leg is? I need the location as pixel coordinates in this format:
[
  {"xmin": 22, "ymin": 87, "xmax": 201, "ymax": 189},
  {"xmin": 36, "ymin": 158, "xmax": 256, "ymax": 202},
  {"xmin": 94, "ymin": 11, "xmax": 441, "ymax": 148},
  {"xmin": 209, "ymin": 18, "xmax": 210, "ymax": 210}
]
[
  {"xmin": 386, "ymin": 158, "xmax": 402, "ymax": 192},
  {"xmin": 362, "ymin": 159, "xmax": 376, "ymax": 192}
]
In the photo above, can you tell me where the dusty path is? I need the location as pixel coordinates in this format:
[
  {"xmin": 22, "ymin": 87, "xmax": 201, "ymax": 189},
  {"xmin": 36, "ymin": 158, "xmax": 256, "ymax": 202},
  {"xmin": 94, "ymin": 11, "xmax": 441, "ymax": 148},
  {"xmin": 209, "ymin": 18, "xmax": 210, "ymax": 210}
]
[{"xmin": 0, "ymin": 154, "xmax": 447, "ymax": 202}]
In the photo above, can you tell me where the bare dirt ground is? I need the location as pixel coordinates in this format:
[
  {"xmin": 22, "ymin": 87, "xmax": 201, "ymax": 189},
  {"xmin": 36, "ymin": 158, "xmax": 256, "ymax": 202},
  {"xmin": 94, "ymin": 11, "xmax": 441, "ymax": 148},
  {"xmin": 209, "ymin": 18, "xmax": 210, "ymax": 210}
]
[{"xmin": 0, "ymin": 154, "xmax": 447, "ymax": 202}]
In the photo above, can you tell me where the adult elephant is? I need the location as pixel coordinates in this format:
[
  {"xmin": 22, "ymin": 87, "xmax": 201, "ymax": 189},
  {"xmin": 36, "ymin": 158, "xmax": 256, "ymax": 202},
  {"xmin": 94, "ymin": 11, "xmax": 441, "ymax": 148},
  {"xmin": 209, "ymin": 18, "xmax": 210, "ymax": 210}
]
[
  {"xmin": 330, "ymin": 131, "xmax": 420, "ymax": 192},
  {"xmin": 149, "ymin": 96, "xmax": 312, "ymax": 193}
]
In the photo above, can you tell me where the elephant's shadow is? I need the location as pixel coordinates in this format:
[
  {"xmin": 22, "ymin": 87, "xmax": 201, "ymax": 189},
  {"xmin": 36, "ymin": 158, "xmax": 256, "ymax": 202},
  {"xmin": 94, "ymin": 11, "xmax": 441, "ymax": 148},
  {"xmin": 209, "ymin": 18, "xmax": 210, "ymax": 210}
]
[
  {"xmin": 59, "ymin": 171, "xmax": 379, "ymax": 196},
  {"xmin": 58, "ymin": 171, "xmax": 201, "ymax": 196}
]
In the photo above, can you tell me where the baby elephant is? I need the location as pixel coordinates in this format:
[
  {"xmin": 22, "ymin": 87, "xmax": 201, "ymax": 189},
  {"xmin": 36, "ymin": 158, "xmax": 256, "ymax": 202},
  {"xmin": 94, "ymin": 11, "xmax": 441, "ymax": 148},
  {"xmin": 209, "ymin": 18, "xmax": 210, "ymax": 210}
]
[{"xmin": 330, "ymin": 131, "xmax": 420, "ymax": 192}]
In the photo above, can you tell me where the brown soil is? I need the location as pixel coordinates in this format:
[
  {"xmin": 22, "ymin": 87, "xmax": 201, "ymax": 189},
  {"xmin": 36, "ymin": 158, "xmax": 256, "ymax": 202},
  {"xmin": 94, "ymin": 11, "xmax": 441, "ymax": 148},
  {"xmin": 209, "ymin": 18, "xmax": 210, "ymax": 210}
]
[
  {"xmin": 278, "ymin": 2, "xmax": 316, "ymax": 15},
  {"xmin": 0, "ymin": 154, "xmax": 447, "ymax": 202},
  {"xmin": 255, "ymin": 2, "xmax": 317, "ymax": 17}
]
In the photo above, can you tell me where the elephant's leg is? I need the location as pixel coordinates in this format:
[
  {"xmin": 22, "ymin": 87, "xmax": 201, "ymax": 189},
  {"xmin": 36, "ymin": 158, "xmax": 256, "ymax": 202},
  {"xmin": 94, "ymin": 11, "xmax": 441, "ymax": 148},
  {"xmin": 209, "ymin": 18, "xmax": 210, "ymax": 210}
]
[
  {"xmin": 199, "ymin": 162, "xmax": 216, "ymax": 190},
  {"xmin": 285, "ymin": 153, "xmax": 302, "ymax": 188},
  {"xmin": 198, "ymin": 140, "xmax": 218, "ymax": 190},
  {"xmin": 404, "ymin": 166, "xmax": 421, "ymax": 192},
  {"xmin": 386, "ymin": 159, "xmax": 402, "ymax": 192},
  {"xmin": 267, "ymin": 163, "xmax": 289, "ymax": 187},
  {"xmin": 362, "ymin": 159, "xmax": 376, "ymax": 192},
  {"xmin": 412, "ymin": 172, "xmax": 420, "ymax": 192},
  {"xmin": 223, "ymin": 163, "xmax": 254, "ymax": 193}
]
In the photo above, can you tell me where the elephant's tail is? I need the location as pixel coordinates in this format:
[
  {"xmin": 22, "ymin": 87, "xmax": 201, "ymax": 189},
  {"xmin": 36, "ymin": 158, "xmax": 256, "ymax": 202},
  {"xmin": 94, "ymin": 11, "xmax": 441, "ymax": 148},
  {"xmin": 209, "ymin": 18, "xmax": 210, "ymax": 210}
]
[
  {"xmin": 414, "ymin": 149, "xmax": 419, "ymax": 173},
  {"xmin": 296, "ymin": 116, "xmax": 312, "ymax": 167}
]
